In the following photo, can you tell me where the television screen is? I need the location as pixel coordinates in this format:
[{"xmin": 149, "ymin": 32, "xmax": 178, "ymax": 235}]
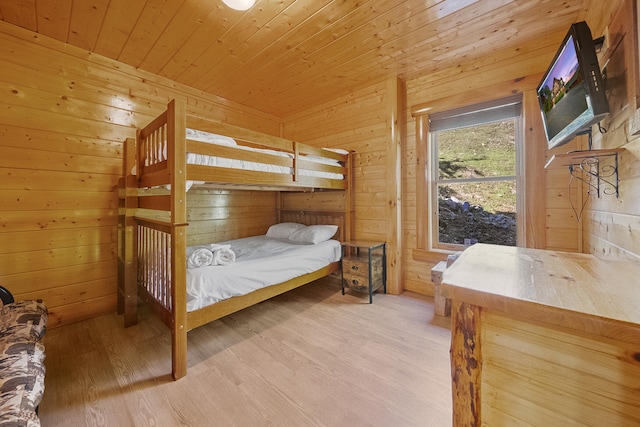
[{"xmin": 537, "ymin": 21, "xmax": 609, "ymax": 149}]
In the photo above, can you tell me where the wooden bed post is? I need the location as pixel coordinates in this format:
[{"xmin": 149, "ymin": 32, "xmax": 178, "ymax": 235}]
[
  {"xmin": 345, "ymin": 151, "xmax": 355, "ymax": 241},
  {"xmin": 118, "ymin": 138, "xmax": 139, "ymax": 327},
  {"xmin": 167, "ymin": 99, "xmax": 189, "ymax": 380},
  {"xmin": 276, "ymin": 192, "xmax": 283, "ymax": 223}
]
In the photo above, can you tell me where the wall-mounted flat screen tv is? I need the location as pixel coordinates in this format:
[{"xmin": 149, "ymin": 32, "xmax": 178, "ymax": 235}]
[{"xmin": 537, "ymin": 21, "xmax": 609, "ymax": 149}]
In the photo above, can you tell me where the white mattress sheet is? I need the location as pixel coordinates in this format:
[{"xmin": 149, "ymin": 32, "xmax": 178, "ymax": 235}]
[
  {"xmin": 186, "ymin": 236, "xmax": 341, "ymax": 312},
  {"xmin": 186, "ymin": 129, "xmax": 344, "ymax": 181}
]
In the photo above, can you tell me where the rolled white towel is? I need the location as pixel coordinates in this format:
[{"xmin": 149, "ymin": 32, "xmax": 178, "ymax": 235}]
[
  {"xmin": 212, "ymin": 246, "xmax": 236, "ymax": 266},
  {"xmin": 187, "ymin": 247, "xmax": 214, "ymax": 269}
]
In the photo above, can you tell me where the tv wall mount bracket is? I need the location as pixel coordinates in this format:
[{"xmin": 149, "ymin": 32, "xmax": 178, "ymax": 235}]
[{"xmin": 566, "ymin": 148, "xmax": 620, "ymax": 198}]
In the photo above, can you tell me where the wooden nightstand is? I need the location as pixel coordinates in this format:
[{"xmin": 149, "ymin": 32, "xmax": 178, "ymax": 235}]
[{"xmin": 341, "ymin": 241, "xmax": 386, "ymax": 303}]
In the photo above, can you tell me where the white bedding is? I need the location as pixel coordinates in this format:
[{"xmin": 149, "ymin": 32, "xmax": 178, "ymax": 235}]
[
  {"xmin": 186, "ymin": 236, "xmax": 341, "ymax": 312},
  {"xmin": 186, "ymin": 128, "xmax": 344, "ymax": 181},
  {"xmin": 140, "ymin": 129, "xmax": 345, "ymax": 190}
]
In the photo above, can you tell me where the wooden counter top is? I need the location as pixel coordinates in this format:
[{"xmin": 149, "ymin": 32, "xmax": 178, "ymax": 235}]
[
  {"xmin": 441, "ymin": 243, "xmax": 640, "ymax": 327},
  {"xmin": 441, "ymin": 244, "xmax": 640, "ymax": 426}
]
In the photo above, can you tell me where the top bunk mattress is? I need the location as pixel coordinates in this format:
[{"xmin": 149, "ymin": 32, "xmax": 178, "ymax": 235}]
[
  {"xmin": 186, "ymin": 235, "xmax": 341, "ymax": 312},
  {"xmin": 184, "ymin": 128, "xmax": 345, "ymax": 187}
]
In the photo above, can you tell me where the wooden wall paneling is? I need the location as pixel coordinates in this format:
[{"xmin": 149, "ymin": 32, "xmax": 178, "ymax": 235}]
[
  {"xmin": 282, "ymin": 81, "xmax": 392, "ymax": 294},
  {"xmin": 137, "ymin": 0, "xmax": 217, "ymax": 74},
  {"xmin": 156, "ymin": 4, "xmax": 244, "ymax": 82},
  {"xmin": 0, "ymin": 209, "xmax": 116, "ymax": 233},
  {"xmin": 194, "ymin": 0, "xmax": 333, "ymax": 93},
  {"xmin": 0, "ymin": 26, "xmax": 120, "ymax": 86},
  {"xmin": 206, "ymin": 1, "xmax": 396, "ymax": 103},
  {"xmin": 0, "ymin": 124, "xmax": 122, "ymax": 158},
  {"xmin": 229, "ymin": 0, "xmax": 574, "ymax": 109},
  {"xmin": 546, "ymin": 208, "xmax": 579, "ymax": 230},
  {"xmin": 2, "ymin": 260, "xmax": 115, "ymax": 295},
  {"xmin": 187, "ymin": 0, "xmax": 304, "ymax": 90},
  {"xmin": 186, "ymin": 189, "xmax": 277, "ymax": 246},
  {"xmin": 0, "ymin": 227, "xmax": 115, "ymax": 255},
  {"xmin": 0, "ymin": 0, "xmax": 36, "ymax": 31},
  {"xmin": 67, "ymin": 0, "xmax": 109, "ymax": 52},
  {"xmin": 544, "ymin": 139, "xmax": 582, "ymax": 253},
  {"xmin": 583, "ymin": 210, "xmax": 640, "ymax": 259},
  {"xmin": 34, "ymin": 0, "xmax": 72, "ymax": 41},
  {"xmin": 0, "ymin": 19, "xmax": 283, "ymax": 328},
  {"xmin": 594, "ymin": 0, "xmax": 638, "ymax": 121},
  {"xmin": 522, "ymin": 90, "xmax": 548, "ymax": 249},
  {"xmin": 0, "ymin": 20, "xmax": 282, "ymax": 134},
  {"xmin": 0, "ymin": 241, "xmax": 115, "ymax": 276},
  {"xmin": 1, "ymin": 144, "xmax": 121, "ymax": 175},
  {"xmin": 545, "ymin": 186, "xmax": 582, "ymax": 210},
  {"xmin": 545, "ymin": 228, "xmax": 580, "ymax": 252},
  {"xmin": 117, "ymin": 0, "xmax": 184, "ymax": 68},
  {"xmin": 481, "ymin": 310, "xmax": 640, "ymax": 426},
  {"xmin": 407, "ymin": 32, "xmax": 564, "ymax": 102},
  {"xmin": 279, "ymin": 191, "xmax": 345, "ymax": 212},
  {"xmin": 578, "ymin": 0, "xmax": 622, "ymax": 36},
  {"xmin": 581, "ymin": 0, "xmax": 640, "ymax": 259},
  {"xmin": 617, "ymin": 138, "xmax": 640, "ymax": 178},
  {"xmin": 392, "ymin": 0, "xmax": 577, "ymax": 78},
  {"xmin": 1, "ymin": 166, "xmax": 116, "ymax": 193},
  {"xmin": 93, "ymin": 0, "xmax": 146, "ymax": 59},
  {"xmin": 384, "ymin": 77, "xmax": 403, "ymax": 294}
]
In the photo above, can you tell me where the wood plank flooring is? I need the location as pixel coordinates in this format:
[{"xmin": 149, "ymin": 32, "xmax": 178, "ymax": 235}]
[{"xmin": 39, "ymin": 278, "xmax": 453, "ymax": 426}]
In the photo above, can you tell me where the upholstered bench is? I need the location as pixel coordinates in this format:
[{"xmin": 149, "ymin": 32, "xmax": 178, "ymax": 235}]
[{"xmin": 0, "ymin": 286, "xmax": 47, "ymax": 427}]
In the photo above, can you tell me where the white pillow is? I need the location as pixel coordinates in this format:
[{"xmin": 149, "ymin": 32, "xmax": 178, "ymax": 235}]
[
  {"xmin": 323, "ymin": 147, "xmax": 349, "ymax": 154},
  {"xmin": 186, "ymin": 128, "xmax": 237, "ymax": 146},
  {"xmin": 304, "ymin": 155, "xmax": 341, "ymax": 166},
  {"xmin": 288, "ymin": 225, "xmax": 338, "ymax": 244},
  {"xmin": 265, "ymin": 222, "xmax": 306, "ymax": 239}
]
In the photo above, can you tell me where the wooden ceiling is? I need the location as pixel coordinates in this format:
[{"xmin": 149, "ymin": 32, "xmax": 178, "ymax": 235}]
[{"xmin": 0, "ymin": 0, "xmax": 594, "ymax": 117}]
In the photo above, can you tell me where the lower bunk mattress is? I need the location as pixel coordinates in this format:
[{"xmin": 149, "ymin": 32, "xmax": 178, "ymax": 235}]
[{"xmin": 186, "ymin": 236, "xmax": 341, "ymax": 312}]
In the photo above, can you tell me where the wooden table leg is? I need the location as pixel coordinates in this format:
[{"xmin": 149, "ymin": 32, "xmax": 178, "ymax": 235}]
[{"xmin": 450, "ymin": 301, "xmax": 482, "ymax": 426}]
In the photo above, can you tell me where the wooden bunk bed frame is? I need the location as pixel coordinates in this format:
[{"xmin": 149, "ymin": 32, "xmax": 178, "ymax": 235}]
[{"xmin": 118, "ymin": 99, "xmax": 354, "ymax": 380}]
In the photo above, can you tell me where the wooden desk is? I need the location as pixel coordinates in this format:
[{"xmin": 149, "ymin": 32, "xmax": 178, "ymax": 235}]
[{"xmin": 441, "ymin": 244, "xmax": 640, "ymax": 426}]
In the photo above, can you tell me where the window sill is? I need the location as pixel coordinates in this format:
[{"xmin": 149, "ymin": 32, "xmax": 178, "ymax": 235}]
[{"xmin": 412, "ymin": 248, "xmax": 454, "ymax": 263}]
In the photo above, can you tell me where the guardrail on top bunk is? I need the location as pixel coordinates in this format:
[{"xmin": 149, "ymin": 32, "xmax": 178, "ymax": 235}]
[{"xmin": 134, "ymin": 99, "xmax": 351, "ymax": 192}]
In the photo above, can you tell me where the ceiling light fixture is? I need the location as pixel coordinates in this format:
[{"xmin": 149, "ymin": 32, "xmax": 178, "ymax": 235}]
[{"xmin": 222, "ymin": 0, "xmax": 255, "ymax": 10}]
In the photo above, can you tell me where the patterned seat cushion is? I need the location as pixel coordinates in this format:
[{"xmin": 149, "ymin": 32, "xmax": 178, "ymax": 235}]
[
  {"xmin": 0, "ymin": 300, "xmax": 47, "ymax": 427},
  {"xmin": 0, "ymin": 300, "xmax": 48, "ymax": 343}
]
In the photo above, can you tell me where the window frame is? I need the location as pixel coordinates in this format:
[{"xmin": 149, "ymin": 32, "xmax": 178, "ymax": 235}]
[
  {"xmin": 429, "ymin": 116, "xmax": 522, "ymax": 251},
  {"xmin": 414, "ymin": 95, "xmax": 526, "ymax": 254}
]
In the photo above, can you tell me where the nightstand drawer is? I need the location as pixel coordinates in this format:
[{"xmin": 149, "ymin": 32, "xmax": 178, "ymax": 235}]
[
  {"xmin": 342, "ymin": 255, "xmax": 383, "ymax": 278},
  {"xmin": 342, "ymin": 273, "xmax": 384, "ymax": 292}
]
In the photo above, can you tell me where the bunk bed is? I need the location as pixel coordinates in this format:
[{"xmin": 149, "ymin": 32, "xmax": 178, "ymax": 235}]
[{"xmin": 118, "ymin": 99, "xmax": 354, "ymax": 380}]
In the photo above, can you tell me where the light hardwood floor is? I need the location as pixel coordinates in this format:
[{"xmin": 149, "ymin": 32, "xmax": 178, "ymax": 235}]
[{"xmin": 39, "ymin": 278, "xmax": 453, "ymax": 426}]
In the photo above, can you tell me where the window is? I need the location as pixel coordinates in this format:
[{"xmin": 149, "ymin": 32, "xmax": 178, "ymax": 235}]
[{"xmin": 427, "ymin": 95, "xmax": 523, "ymax": 250}]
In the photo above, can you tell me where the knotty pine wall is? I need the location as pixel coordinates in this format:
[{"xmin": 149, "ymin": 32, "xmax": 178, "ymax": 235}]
[
  {"xmin": 0, "ymin": 21, "xmax": 282, "ymax": 328},
  {"xmin": 402, "ymin": 1, "xmax": 632, "ymax": 294},
  {"xmin": 582, "ymin": 0, "xmax": 640, "ymax": 261},
  {"xmin": 282, "ymin": 79, "xmax": 403, "ymax": 294},
  {"xmin": 186, "ymin": 189, "xmax": 277, "ymax": 246},
  {"xmin": 544, "ymin": 138, "xmax": 583, "ymax": 253}
]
